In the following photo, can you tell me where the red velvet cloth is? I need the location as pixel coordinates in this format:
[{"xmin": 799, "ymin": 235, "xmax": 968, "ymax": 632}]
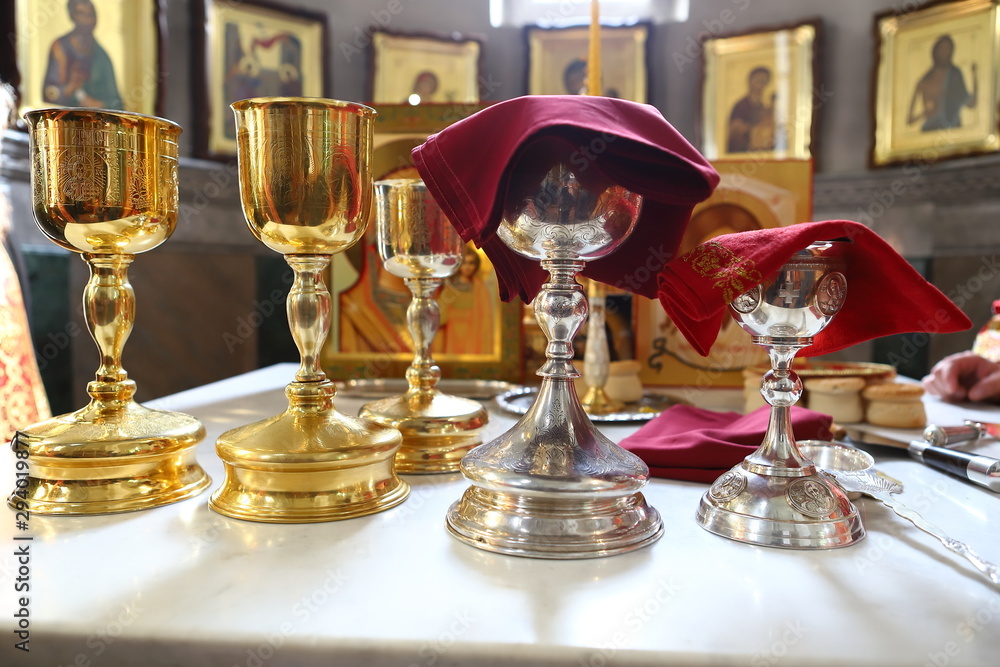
[
  {"xmin": 619, "ymin": 405, "xmax": 834, "ymax": 483},
  {"xmin": 657, "ymin": 220, "xmax": 971, "ymax": 357},
  {"xmin": 412, "ymin": 95, "xmax": 719, "ymax": 303}
]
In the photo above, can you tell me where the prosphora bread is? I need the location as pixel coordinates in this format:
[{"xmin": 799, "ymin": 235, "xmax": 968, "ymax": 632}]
[
  {"xmin": 804, "ymin": 377, "xmax": 866, "ymax": 423},
  {"xmin": 862, "ymin": 382, "xmax": 927, "ymax": 428},
  {"xmin": 605, "ymin": 360, "xmax": 644, "ymax": 403}
]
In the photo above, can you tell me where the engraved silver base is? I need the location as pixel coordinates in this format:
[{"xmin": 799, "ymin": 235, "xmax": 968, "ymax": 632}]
[
  {"xmin": 446, "ymin": 378, "xmax": 663, "ymax": 559},
  {"xmin": 696, "ymin": 458, "xmax": 865, "ymax": 549}
]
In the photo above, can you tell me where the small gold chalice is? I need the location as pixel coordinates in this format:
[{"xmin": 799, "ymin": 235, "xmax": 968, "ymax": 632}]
[
  {"xmin": 209, "ymin": 97, "xmax": 408, "ymax": 523},
  {"xmin": 359, "ymin": 180, "xmax": 488, "ymax": 473},
  {"xmin": 10, "ymin": 108, "xmax": 210, "ymax": 515}
]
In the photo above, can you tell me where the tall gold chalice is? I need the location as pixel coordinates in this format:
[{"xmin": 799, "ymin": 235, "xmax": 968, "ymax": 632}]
[
  {"xmin": 209, "ymin": 98, "xmax": 409, "ymax": 523},
  {"xmin": 359, "ymin": 179, "xmax": 488, "ymax": 473},
  {"xmin": 10, "ymin": 108, "xmax": 210, "ymax": 514}
]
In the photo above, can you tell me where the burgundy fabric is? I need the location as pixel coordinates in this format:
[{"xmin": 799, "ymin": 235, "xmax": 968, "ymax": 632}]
[
  {"xmin": 412, "ymin": 95, "xmax": 719, "ymax": 303},
  {"xmin": 619, "ymin": 405, "xmax": 834, "ymax": 483},
  {"xmin": 657, "ymin": 220, "xmax": 971, "ymax": 357}
]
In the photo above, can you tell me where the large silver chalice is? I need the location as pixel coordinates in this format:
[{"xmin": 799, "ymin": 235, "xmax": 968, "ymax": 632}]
[
  {"xmin": 446, "ymin": 163, "xmax": 663, "ymax": 559},
  {"xmin": 696, "ymin": 240, "xmax": 865, "ymax": 548}
]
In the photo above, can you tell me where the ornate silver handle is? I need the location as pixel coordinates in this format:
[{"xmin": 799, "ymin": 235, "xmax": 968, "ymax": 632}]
[{"xmin": 871, "ymin": 491, "xmax": 1000, "ymax": 588}]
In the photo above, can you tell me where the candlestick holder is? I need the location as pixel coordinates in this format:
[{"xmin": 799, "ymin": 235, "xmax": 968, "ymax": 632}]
[
  {"xmin": 10, "ymin": 108, "xmax": 210, "ymax": 515},
  {"xmin": 446, "ymin": 162, "xmax": 663, "ymax": 558},
  {"xmin": 359, "ymin": 180, "xmax": 488, "ymax": 473},
  {"xmin": 696, "ymin": 241, "xmax": 865, "ymax": 548},
  {"xmin": 580, "ymin": 280, "xmax": 623, "ymax": 415},
  {"xmin": 210, "ymin": 98, "xmax": 408, "ymax": 523}
]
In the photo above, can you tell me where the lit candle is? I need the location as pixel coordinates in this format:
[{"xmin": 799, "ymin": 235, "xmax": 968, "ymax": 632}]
[{"xmin": 588, "ymin": 0, "xmax": 601, "ymax": 96}]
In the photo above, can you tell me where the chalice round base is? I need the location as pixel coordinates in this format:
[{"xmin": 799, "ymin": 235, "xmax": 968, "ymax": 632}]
[
  {"xmin": 695, "ymin": 462, "xmax": 865, "ymax": 549},
  {"xmin": 446, "ymin": 378, "xmax": 663, "ymax": 559},
  {"xmin": 360, "ymin": 391, "xmax": 488, "ymax": 474},
  {"xmin": 447, "ymin": 487, "xmax": 662, "ymax": 559},
  {"xmin": 9, "ymin": 402, "xmax": 209, "ymax": 515},
  {"xmin": 210, "ymin": 381, "xmax": 409, "ymax": 523}
]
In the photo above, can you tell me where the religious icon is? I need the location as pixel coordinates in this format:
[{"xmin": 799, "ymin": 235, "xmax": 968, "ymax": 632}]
[
  {"xmin": 871, "ymin": 0, "xmax": 999, "ymax": 166},
  {"xmin": 906, "ymin": 34, "xmax": 978, "ymax": 132},
  {"xmin": 438, "ymin": 246, "xmax": 496, "ymax": 355},
  {"xmin": 726, "ymin": 66, "xmax": 777, "ymax": 153},
  {"xmin": 527, "ymin": 24, "xmax": 648, "ymax": 102},
  {"xmin": 370, "ymin": 32, "xmax": 481, "ymax": 105},
  {"xmin": 42, "ymin": 0, "xmax": 123, "ymax": 109},
  {"xmin": 700, "ymin": 21, "xmax": 818, "ymax": 161},
  {"xmin": 222, "ymin": 21, "xmax": 304, "ymax": 140},
  {"xmin": 195, "ymin": 0, "xmax": 327, "ymax": 158}
]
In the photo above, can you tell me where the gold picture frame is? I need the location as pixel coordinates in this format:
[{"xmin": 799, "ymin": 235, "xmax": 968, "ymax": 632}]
[
  {"xmin": 635, "ymin": 159, "xmax": 814, "ymax": 388},
  {"xmin": 370, "ymin": 31, "xmax": 482, "ymax": 105},
  {"xmin": 193, "ymin": 0, "xmax": 329, "ymax": 159},
  {"xmin": 525, "ymin": 23, "xmax": 650, "ymax": 101},
  {"xmin": 322, "ymin": 103, "xmax": 523, "ymax": 383},
  {"xmin": 701, "ymin": 20, "xmax": 820, "ymax": 161},
  {"xmin": 871, "ymin": 0, "xmax": 1000, "ymax": 167},
  {"xmin": 4, "ymin": 0, "xmax": 164, "ymax": 121}
]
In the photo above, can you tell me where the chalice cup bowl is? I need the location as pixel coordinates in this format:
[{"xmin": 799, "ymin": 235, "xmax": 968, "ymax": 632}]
[
  {"xmin": 209, "ymin": 97, "xmax": 408, "ymax": 523},
  {"xmin": 10, "ymin": 108, "xmax": 210, "ymax": 515},
  {"xmin": 359, "ymin": 180, "xmax": 488, "ymax": 473},
  {"xmin": 696, "ymin": 240, "xmax": 865, "ymax": 548},
  {"xmin": 446, "ymin": 162, "xmax": 663, "ymax": 558}
]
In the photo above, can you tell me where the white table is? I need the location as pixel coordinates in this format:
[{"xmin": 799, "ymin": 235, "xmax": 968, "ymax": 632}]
[{"xmin": 2, "ymin": 364, "xmax": 999, "ymax": 667}]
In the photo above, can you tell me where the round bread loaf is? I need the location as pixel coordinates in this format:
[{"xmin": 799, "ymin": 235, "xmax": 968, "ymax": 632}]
[
  {"xmin": 862, "ymin": 382, "xmax": 926, "ymax": 428},
  {"xmin": 805, "ymin": 377, "xmax": 866, "ymax": 422}
]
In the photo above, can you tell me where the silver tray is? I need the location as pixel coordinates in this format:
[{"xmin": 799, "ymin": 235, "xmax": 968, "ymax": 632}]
[
  {"xmin": 495, "ymin": 386, "xmax": 675, "ymax": 422},
  {"xmin": 337, "ymin": 378, "xmax": 518, "ymax": 399}
]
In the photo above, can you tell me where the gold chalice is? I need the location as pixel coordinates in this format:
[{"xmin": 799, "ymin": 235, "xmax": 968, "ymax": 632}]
[
  {"xmin": 359, "ymin": 179, "xmax": 488, "ymax": 473},
  {"xmin": 10, "ymin": 108, "xmax": 210, "ymax": 515},
  {"xmin": 210, "ymin": 97, "xmax": 409, "ymax": 523}
]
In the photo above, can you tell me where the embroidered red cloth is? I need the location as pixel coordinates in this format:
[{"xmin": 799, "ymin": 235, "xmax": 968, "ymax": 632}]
[
  {"xmin": 619, "ymin": 405, "xmax": 834, "ymax": 483},
  {"xmin": 656, "ymin": 220, "xmax": 971, "ymax": 357},
  {"xmin": 0, "ymin": 245, "xmax": 50, "ymax": 442},
  {"xmin": 412, "ymin": 95, "xmax": 719, "ymax": 302}
]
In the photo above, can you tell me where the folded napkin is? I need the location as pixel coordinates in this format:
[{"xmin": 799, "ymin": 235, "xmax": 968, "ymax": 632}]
[
  {"xmin": 657, "ymin": 220, "xmax": 971, "ymax": 357},
  {"xmin": 619, "ymin": 405, "xmax": 834, "ymax": 483},
  {"xmin": 412, "ymin": 95, "xmax": 719, "ymax": 302}
]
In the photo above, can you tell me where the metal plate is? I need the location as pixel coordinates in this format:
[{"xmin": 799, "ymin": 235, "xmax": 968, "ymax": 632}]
[
  {"xmin": 495, "ymin": 386, "xmax": 674, "ymax": 422},
  {"xmin": 337, "ymin": 378, "xmax": 518, "ymax": 399}
]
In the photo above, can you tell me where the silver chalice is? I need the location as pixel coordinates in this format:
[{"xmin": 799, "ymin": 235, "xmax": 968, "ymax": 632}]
[
  {"xmin": 696, "ymin": 240, "xmax": 865, "ymax": 549},
  {"xmin": 445, "ymin": 162, "xmax": 663, "ymax": 559}
]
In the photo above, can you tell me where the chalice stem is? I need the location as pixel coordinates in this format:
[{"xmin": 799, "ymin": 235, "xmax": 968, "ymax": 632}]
[
  {"xmin": 404, "ymin": 277, "xmax": 442, "ymax": 393},
  {"xmin": 745, "ymin": 343, "xmax": 812, "ymax": 472},
  {"xmin": 83, "ymin": 253, "xmax": 135, "ymax": 404},
  {"xmin": 537, "ymin": 259, "xmax": 586, "ymax": 380},
  {"xmin": 286, "ymin": 255, "xmax": 332, "ymax": 384}
]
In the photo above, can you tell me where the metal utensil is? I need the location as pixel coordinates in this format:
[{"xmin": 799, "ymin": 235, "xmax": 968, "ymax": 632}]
[
  {"xmin": 833, "ymin": 469, "xmax": 1000, "ymax": 589},
  {"xmin": 842, "ymin": 434, "xmax": 1000, "ymax": 494}
]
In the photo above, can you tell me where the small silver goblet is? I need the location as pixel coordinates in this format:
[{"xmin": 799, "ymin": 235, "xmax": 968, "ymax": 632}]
[
  {"xmin": 696, "ymin": 240, "xmax": 865, "ymax": 549},
  {"xmin": 446, "ymin": 162, "xmax": 663, "ymax": 559},
  {"xmin": 360, "ymin": 179, "xmax": 488, "ymax": 473}
]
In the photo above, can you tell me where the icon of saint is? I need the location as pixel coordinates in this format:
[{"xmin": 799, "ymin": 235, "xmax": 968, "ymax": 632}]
[
  {"xmin": 907, "ymin": 34, "xmax": 977, "ymax": 131},
  {"xmin": 727, "ymin": 66, "xmax": 776, "ymax": 153},
  {"xmin": 43, "ymin": 0, "xmax": 123, "ymax": 109}
]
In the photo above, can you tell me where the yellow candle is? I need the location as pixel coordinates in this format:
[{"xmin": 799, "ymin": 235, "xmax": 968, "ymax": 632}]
[{"xmin": 588, "ymin": 0, "xmax": 601, "ymax": 96}]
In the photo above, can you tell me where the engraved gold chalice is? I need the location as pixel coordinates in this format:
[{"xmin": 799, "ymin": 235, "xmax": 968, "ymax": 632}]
[
  {"xmin": 446, "ymin": 162, "xmax": 663, "ymax": 559},
  {"xmin": 210, "ymin": 97, "xmax": 408, "ymax": 523},
  {"xmin": 10, "ymin": 108, "xmax": 210, "ymax": 515},
  {"xmin": 696, "ymin": 241, "xmax": 865, "ymax": 548},
  {"xmin": 359, "ymin": 180, "xmax": 488, "ymax": 473}
]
